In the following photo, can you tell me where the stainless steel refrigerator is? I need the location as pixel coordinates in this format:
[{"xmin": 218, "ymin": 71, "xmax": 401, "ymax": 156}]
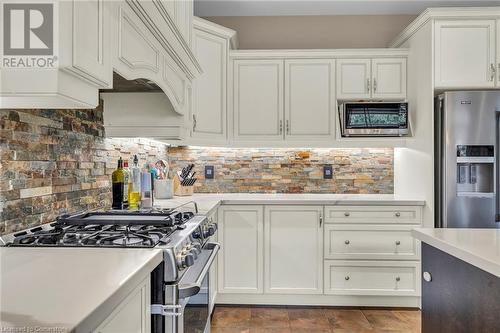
[{"xmin": 435, "ymin": 91, "xmax": 500, "ymax": 228}]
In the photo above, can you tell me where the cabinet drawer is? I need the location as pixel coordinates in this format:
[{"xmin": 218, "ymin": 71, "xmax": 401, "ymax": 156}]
[
  {"xmin": 325, "ymin": 206, "xmax": 422, "ymax": 224},
  {"xmin": 324, "ymin": 225, "xmax": 418, "ymax": 260},
  {"xmin": 324, "ymin": 260, "xmax": 419, "ymax": 296}
]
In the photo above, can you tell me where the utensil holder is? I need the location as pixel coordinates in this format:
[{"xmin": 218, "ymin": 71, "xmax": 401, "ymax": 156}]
[
  {"xmin": 154, "ymin": 179, "xmax": 174, "ymax": 199},
  {"xmin": 173, "ymin": 175, "xmax": 194, "ymax": 196}
]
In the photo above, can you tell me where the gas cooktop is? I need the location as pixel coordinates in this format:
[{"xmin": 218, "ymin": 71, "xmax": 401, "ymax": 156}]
[{"xmin": 2, "ymin": 204, "xmax": 198, "ymax": 248}]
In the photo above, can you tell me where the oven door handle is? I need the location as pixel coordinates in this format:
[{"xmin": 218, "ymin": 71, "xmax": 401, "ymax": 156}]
[{"xmin": 178, "ymin": 242, "xmax": 220, "ymax": 299}]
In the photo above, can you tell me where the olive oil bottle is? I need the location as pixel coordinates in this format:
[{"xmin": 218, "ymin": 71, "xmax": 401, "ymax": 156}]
[
  {"xmin": 128, "ymin": 155, "xmax": 142, "ymax": 210},
  {"xmin": 111, "ymin": 157, "xmax": 125, "ymax": 209}
]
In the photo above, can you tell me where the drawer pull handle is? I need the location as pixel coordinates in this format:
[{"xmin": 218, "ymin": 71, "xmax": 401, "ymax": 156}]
[
  {"xmin": 396, "ymin": 276, "xmax": 401, "ymax": 282},
  {"xmin": 345, "ymin": 276, "xmax": 350, "ymax": 281},
  {"xmin": 344, "ymin": 212, "xmax": 350, "ymax": 217},
  {"xmin": 395, "ymin": 212, "xmax": 401, "ymax": 217},
  {"xmin": 345, "ymin": 240, "xmax": 350, "ymax": 245},
  {"xmin": 395, "ymin": 240, "xmax": 401, "ymax": 246},
  {"xmin": 423, "ymin": 272, "xmax": 432, "ymax": 282}
]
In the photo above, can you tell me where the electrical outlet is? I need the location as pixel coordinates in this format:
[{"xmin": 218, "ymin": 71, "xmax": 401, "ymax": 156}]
[
  {"xmin": 205, "ymin": 165, "xmax": 215, "ymax": 179},
  {"xmin": 323, "ymin": 165, "xmax": 333, "ymax": 179}
]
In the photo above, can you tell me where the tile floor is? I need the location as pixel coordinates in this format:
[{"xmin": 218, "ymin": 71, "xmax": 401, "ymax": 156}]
[{"xmin": 211, "ymin": 306, "xmax": 421, "ymax": 333}]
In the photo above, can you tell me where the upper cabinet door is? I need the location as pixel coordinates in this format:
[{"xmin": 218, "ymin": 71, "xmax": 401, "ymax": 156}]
[
  {"xmin": 264, "ymin": 206, "xmax": 324, "ymax": 294},
  {"xmin": 191, "ymin": 29, "xmax": 227, "ymax": 142},
  {"xmin": 372, "ymin": 58, "xmax": 407, "ymax": 100},
  {"xmin": 233, "ymin": 59, "xmax": 284, "ymax": 142},
  {"xmin": 284, "ymin": 59, "xmax": 336, "ymax": 141},
  {"xmin": 70, "ymin": 0, "xmax": 111, "ymax": 88},
  {"xmin": 434, "ymin": 20, "xmax": 496, "ymax": 88},
  {"xmin": 336, "ymin": 59, "xmax": 371, "ymax": 100}
]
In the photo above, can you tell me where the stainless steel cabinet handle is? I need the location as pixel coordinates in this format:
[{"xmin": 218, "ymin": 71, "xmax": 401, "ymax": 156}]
[
  {"xmin": 319, "ymin": 212, "xmax": 323, "ymax": 228},
  {"xmin": 345, "ymin": 276, "xmax": 350, "ymax": 281},
  {"xmin": 373, "ymin": 78, "xmax": 377, "ymax": 92},
  {"xmin": 395, "ymin": 212, "xmax": 401, "ymax": 217},
  {"xmin": 279, "ymin": 120, "xmax": 283, "ymax": 134},
  {"xmin": 286, "ymin": 120, "xmax": 290, "ymax": 134},
  {"xmin": 395, "ymin": 240, "xmax": 401, "ymax": 246},
  {"xmin": 345, "ymin": 240, "xmax": 350, "ymax": 245},
  {"xmin": 344, "ymin": 212, "xmax": 350, "ymax": 217},
  {"xmin": 192, "ymin": 114, "xmax": 197, "ymax": 132},
  {"xmin": 367, "ymin": 78, "xmax": 371, "ymax": 93},
  {"xmin": 396, "ymin": 276, "xmax": 401, "ymax": 282},
  {"xmin": 423, "ymin": 271, "xmax": 432, "ymax": 282},
  {"xmin": 491, "ymin": 64, "xmax": 496, "ymax": 82}
]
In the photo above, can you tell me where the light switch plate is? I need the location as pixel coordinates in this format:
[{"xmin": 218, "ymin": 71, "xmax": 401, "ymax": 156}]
[
  {"xmin": 323, "ymin": 165, "xmax": 333, "ymax": 179},
  {"xmin": 205, "ymin": 165, "xmax": 214, "ymax": 179}
]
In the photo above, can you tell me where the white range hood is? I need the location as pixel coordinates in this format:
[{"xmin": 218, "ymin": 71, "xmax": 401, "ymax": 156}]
[{"xmin": 101, "ymin": 92, "xmax": 187, "ymax": 142}]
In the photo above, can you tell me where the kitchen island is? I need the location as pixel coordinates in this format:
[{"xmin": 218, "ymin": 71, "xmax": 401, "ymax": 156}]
[
  {"xmin": 0, "ymin": 247, "xmax": 163, "ymax": 332},
  {"xmin": 413, "ymin": 228, "xmax": 500, "ymax": 333}
]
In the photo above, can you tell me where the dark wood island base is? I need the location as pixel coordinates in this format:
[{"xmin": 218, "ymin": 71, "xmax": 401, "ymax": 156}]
[{"xmin": 422, "ymin": 243, "xmax": 500, "ymax": 333}]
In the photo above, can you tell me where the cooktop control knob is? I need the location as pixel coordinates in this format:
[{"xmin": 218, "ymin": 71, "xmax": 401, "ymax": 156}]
[
  {"xmin": 192, "ymin": 230, "xmax": 202, "ymax": 239},
  {"xmin": 192, "ymin": 243, "xmax": 202, "ymax": 256},
  {"xmin": 183, "ymin": 253, "xmax": 195, "ymax": 268}
]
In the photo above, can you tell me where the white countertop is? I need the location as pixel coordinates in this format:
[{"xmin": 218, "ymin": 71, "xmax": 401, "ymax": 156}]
[
  {"xmin": 413, "ymin": 228, "xmax": 500, "ymax": 277},
  {"xmin": 0, "ymin": 247, "xmax": 163, "ymax": 332},
  {"xmin": 155, "ymin": 193, "xmax": 425, "ymax": 216}
]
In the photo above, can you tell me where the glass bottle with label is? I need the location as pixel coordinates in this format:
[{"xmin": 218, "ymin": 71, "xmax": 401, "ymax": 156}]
[
  {"xmin": 111, "ymin": 158, "xmax": 125, "ymax": 210},
  {"xmin": 128, "ymin": 155, "xmax": 142, "ymax": 210},
  {"xmin": 122, "ymin": 160, "xmax": 130, "ymax": 208}
]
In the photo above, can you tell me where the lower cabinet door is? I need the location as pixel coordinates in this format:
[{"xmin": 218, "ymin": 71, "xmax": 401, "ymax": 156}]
[
  {"xmin": 209, "ymin": 213, "xmax": 218, "ymax": 312},
  {"xmin": 324, "ymin": 260, "xmax": 419, "ymax": 296},
  {"xmin": 93, "ymin": 275, "xmax": 150, "ymax": 333},
  {"xmin": 217, "ymin": 205, "xmax": 264, "ymax": 294},
  {"xmin": 264, "ymin": 206, "xmax": 323, "ymax": 294}
]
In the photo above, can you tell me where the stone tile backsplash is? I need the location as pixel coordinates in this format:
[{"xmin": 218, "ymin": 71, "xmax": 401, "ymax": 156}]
[
  {"xmin": 0, "ymin": 105, "xmax": 393, "ymax": 235},
  {"xmin": 0, "ymin": 106, "xmax": 168, "ymax": 235},
  {"xmin": 168, "ymin": 147, "xmax": 394, "ymax": 194}
]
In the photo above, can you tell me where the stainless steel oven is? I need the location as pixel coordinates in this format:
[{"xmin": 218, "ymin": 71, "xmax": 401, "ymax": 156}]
[
  {"xmin": 152, "ymin": 242, "xmax": 220, "ymax": 333},
  {"xmin": 339, "ymin": 101, "xmax": 409, "ymax": 137}
]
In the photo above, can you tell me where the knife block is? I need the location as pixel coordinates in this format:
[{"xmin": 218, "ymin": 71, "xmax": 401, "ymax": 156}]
[{"xmin": 173, "ymin": 175, "xmax": 194, "ymax": 196}]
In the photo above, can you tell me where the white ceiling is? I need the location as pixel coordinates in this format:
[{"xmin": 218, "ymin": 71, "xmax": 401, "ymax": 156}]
[{"xmin": 194, "ymin": 0, "xmax": 499, "ymax": 16}]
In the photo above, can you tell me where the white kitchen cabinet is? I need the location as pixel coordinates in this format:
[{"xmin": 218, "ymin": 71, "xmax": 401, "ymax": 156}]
[
  {"xmin": 191, "ymin": 19, "xmax": 235, "ymax": 143},
  {"xmin": 93, "ymin": 275, "xmax": 150, "ymax": 333},
  {"xmin": 336, "ymin": 58, "xmax": 406, "ymax": 100},
  {"xmin": 1, "ymin": 0, "xmax": 112, "ymax": 109},
  {"xmin": 371, "ymin": 58, "xmax": 407, "ymax": 99},
  {"xmin": 324, "ymin": 260, "xmax": 420, "ymax": 296},
  {"xmin": 217, "ymin": 205, "xmax": 264, "ymax": 294},
  {"xmin": 233, "ymin": 59, "xmax": 285, "ymax": 142},
  {"xmin": 63, "ymin": 0, "xmax": 112, "ymax": 88},
  {"xmin": 434, "ymin": 20, "xmax": 496, "ymax": 88},
  {"xmin": 284, "ymin": 59, "xmax": 336, "ymax": 141},
  {"xmin": 208, "ymin": 211, "xmax": 218, "ymax": 313},
  {"xmin": 336, "ymin": 59, "xmax": 371, "ymax": 100},
  {"xmin": 264, "ymin": 206, "xmax": 323, "ymax": 294}
]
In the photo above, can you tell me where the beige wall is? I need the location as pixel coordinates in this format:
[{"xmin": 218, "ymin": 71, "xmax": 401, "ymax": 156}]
[{"xmin": 203, "ymin": 15, "xmax": 416, "ymax": 49}]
